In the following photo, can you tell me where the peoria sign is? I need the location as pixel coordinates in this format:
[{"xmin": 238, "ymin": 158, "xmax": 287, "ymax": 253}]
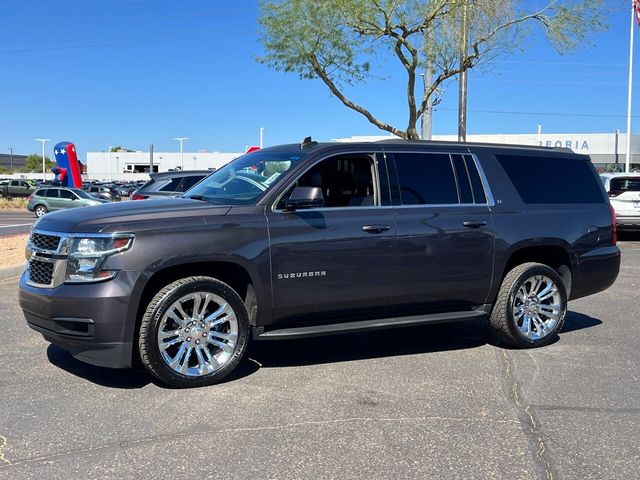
[{"xmin": 539, "ymin": 139, "xmax": 590, "ymax": 151}]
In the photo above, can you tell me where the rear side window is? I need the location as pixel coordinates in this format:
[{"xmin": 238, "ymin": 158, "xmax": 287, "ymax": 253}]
[
  {"xmin": 496, "ymin": 154, "xmax": 604, "ymax": 204},
  {"xmin": 45, "ymin": 189, "xmax": 58, "ymax": 198},
  {"xmin": 179, "ymin": 175, "xmax": 206, "ymax": 192},
  {"xmin": 34, "ymin": 189, "xmax": 45, "ymax": 197},
  {"xmin": 394, "ymin": 153, "xmax": 458, "ymax": 205},
  {"xmin": 158, "ymin": 177, "xmax": 184, "ymax": 192}
]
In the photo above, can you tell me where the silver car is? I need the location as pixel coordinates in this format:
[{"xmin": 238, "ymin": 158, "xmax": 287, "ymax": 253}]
[{"xmin": 27, "ymin": 187, "xmax": 107, "ymax": 218}]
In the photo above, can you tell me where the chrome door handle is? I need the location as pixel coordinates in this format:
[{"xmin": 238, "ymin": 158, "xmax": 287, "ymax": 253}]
[
  {"xmin": 463, "ymin": 220, "xmax": 487, "ymax": 229},
  {"xmin": 362, "ymin": 224, "xmax": 391, "ymax": 234}
]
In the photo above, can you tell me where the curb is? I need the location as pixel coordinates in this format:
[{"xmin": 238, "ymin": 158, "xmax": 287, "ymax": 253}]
[{"xmin": 0, "ymin": 264, "xmax": 25, "ymax": 281}]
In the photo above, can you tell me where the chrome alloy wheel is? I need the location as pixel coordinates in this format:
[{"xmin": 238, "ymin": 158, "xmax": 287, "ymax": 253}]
[
  {"xmin": 512, "ymin": 275, "xmax": 562, "ymax": 341},
  {"xmin": 157, "ymin": 292, "xmax": 239, "ymax": 377}
]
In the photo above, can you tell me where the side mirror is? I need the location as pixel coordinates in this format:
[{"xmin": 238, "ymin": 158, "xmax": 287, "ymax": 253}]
[{"xmin": 285, "ymin": 186, "xmax": 324, "ymax": 210}]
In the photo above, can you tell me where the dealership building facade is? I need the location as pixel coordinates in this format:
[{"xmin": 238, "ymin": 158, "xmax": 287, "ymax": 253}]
[
  {"xmin": 85, "ymin": 150, "xmax": 241, "ymax": 180},
  {"xmin": 84, "ymin": 132, "xmax": 639, "ymax": 180}
]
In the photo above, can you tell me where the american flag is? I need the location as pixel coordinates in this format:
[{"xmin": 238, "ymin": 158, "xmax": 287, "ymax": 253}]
[
  {"xmin": 53, "ymin": 141, "xmax": 83, "ymax": 188},
  {"xmin": 635, "ymin": 0, "xmax": 640, "ymax": 26}
]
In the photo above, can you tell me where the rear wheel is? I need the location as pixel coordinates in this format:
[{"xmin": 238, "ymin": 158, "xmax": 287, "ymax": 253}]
[
  {"xmin": 489, "ymin": 262, "xmax": 567, "ymax": 348},
  {"xmin": 138, "ymin": 276, "xmax": 250, "ymax": 388},
  {"xmin": 34, "ymin": 205, "xmax": 47, "ymax": 217}
]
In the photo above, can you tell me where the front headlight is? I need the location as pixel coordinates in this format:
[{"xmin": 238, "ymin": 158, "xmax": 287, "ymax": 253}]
[{"xmin": 65, "ymin": 235, "xmax": 134, "ymax": 283}]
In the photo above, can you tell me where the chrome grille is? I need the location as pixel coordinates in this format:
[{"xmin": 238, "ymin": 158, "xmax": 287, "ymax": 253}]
[
  {"xmin": 28, "ymin": 259, "xmax": 54, "ymax": 286},
  {"xmin": 31, "ymin": 233, "xmax": 60, "ymax": 252}
]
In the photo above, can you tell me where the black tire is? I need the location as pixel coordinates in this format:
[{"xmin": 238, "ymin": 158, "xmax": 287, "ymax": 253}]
[
  {"xmin": 489, "ymin": 262, "xmax": 567, "ymax": 348},
  {"xmin": 34, "ymin": 205, "xmax": 47, "ymax": 217},
  {"xmin": 138, "ymin": 276, "xmax": 250, "ymax": 388}
]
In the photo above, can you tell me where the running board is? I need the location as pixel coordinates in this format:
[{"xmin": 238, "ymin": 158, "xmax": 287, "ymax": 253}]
[{"xmin": 255, "ymin": 305, "xmax": 491, "ymax": 341}]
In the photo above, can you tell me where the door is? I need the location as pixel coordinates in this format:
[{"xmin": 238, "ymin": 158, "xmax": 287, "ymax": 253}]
[
  {"xmin": 267, "ymin": 152, "xmax": 396, "ymax": 322},
  {"xmin": 58, "ymin": 189, "xmax": 79, "ymax": 209},
  {"xmin": 44, "ymin": 188, "xmax": 62, "ymax": 210},
  {"xmin": 389, "ymin": 151, "xmax": 495, "ymax": 312}
]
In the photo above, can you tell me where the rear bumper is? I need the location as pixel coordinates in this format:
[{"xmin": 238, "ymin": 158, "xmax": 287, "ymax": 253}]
[
  {"xmin": 616, "ymin": 216, "xmax": 640, "ymax": 229},
  {"xmin": 19, "ymin": 271, "xmax": 139, "ymax": 368},
  {"xmin": 570, "ymin": 246, "xmax": 621, "ymax": 300}
]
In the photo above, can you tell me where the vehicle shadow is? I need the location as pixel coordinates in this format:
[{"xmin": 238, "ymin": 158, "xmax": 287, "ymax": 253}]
[
  {"xmin": 618, "ymin": 231, "xmax": 640, "ymax": 242},
  {"xmin": 45, "ymin": 310, "xmax": 602, "ymax": 388}
]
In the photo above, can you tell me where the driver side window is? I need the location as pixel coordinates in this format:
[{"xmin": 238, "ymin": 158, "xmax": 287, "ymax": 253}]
[{"xmin": 277, "ymin": 154, "xmax": 378, "ymax": 209}]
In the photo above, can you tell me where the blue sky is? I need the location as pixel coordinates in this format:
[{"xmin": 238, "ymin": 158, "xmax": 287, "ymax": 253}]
[{"xmin": 1, "ymin": 0, "xmax": 638, "ymax": 160}]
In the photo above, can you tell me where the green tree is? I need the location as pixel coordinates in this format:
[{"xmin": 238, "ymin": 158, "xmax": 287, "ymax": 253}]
[
  {"xmin": 110, "ymin": 146, "xmax": 134, "ymax": 152},
  {"xmin": 24, "ymin": 154, "xmax": 55, "ymax": 173},
  {"xmin": 258, "ymin": 0, "xmax": 608, "ymax": 139}
]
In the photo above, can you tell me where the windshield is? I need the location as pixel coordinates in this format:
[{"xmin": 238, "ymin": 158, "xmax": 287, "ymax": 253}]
[
  {"xmin": 184, "ymin": 151, "xmax": 304, "ymax": 205},
  {"xmin": 72, "ymin": 188, "xmax": 95, "ymax": 199}
]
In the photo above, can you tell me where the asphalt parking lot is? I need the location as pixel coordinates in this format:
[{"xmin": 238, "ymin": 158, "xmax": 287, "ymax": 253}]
[
  {"xmin": 0, "ymin": 235, "xmax": 638, "ymax": 480},
  {"xmin": 0, "ymin": 210, "xmax": 34, "ymax": 237}
]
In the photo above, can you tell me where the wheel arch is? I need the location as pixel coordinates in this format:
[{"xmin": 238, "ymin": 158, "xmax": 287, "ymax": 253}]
[
  {"xmin": 496, "ymin": 242, "xmax": 574, "ymax": 301},
  {"xmin": 127, "ymin": 259, "xmax": 263, "ymax": 366}
]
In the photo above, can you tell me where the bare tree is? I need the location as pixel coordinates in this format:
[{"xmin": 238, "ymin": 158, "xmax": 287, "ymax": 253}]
[{"xmin": 257, "ymin": 0, "xmax": 608, "ymax": 139}]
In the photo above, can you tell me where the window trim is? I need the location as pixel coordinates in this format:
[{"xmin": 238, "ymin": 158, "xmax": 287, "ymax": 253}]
[
  {"xmin": 270, "ymin": 151, "xmax": 388, "ymax": 213},
  {"xmin": 386, "ymin": 150, "xmax": 494, "ymax": 208}
]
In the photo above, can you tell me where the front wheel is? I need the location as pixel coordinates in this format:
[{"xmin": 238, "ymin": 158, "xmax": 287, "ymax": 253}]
[
  {"xmin": 34, "ymin": 205, "xmax": 47, "ymax": 217},
  {"xmin": 489, "ymin": 262, "xmax": 567, "ymax": 348},
  {"xmin": 138, "ymin": 276, "xmax": 250, "ymax": 388}
]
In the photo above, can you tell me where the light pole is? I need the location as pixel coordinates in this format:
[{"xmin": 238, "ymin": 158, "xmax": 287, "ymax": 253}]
[
  {"xmin": 35, "ymin": 138, "xmax": 50, "ymax": 181},
  {"xmin": 108, "ymin": 146, "xmax": 113, "ymax": 181},
  {"xmin": 7, "ymin": 147, "xmax": 13, "ymax": 175},
  {"xmin": 173, "ymin": 137, "xmax": 189, "ymax": 170}
]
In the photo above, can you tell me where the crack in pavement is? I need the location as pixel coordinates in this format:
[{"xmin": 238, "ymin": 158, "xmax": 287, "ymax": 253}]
[
  {"xmin": 0, "ymin": 414, "xmax": 521, "ymax": 468},
  {"xmin": 497, "ymin": 348, "xmax": 556, "ymax": 480}
]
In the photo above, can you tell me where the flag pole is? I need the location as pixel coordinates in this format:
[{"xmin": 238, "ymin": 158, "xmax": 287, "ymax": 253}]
[{"xmin": 625, "ymin": 3, "xmax": 635, "ymax": 173}]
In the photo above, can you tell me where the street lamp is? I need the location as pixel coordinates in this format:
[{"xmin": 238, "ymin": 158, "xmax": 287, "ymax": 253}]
[
  {"xmin": 7, "ymin": 147, "xmax": 13, "ymax": 175},
  {"xmin": 173, "ymin": 137, "xmax": 189, "ymax": 170},
  {"xmin": 35, "ymin": 138, "xmax": 50, "ymax": 181}
]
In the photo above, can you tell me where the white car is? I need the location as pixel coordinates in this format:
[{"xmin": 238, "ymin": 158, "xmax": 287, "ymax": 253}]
[{"xmin": 600, "ymin": 173, "xmax": 640, "ymax": 230}]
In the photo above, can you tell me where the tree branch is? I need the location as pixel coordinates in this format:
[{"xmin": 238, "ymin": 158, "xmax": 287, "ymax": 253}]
[{"xmin": 309, "ymin": 54, "xmax": 406, "ymax": 138}]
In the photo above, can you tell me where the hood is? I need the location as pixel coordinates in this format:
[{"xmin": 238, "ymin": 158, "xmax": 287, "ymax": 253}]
[{"xmin": 33, "ymin": 198, "xmax": 231, "ymax": 234}]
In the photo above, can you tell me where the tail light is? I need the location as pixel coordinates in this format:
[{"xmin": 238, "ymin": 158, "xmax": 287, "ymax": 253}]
[
  {"xmin": 609, "ymin": 204, "xmax": 617, "ymax": 246},
  {"xmin": 27, "ymin": 195, "xmax": 32, "ymax": 201},
  {"xmin": 131, "ymin": 194, "xmax": 148, "ymax": 200}
]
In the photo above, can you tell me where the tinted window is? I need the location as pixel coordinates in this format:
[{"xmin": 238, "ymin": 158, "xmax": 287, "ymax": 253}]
[
  {"xmin": 452, "ymin": 155, "xmax": 473, "ymax": 204},
  {"xmin": 34, "ymin": 189, "xmax": 45, "ymax": 197},
  {"xmin": 496, "ymin": 155, "xmax": 604, "ymax": 204},
  {"xmin": 59, "ymin": 190, "xmax": 76, "ymax": 199},
  {"xmin": 464, "ymin": 156, "xmax": 487, "ymax": 204},
  {"xmin": 179, "ymin": 175, "xmax": 206, "ymax": 192},
  {"xmin": 45, "ymin": 189, "xmax": 58, "ymax": 198},
  {"xmin": 394, "ymin": 153, "xmax": 458, "ymax": 205},
  {"xmin": 610, "ymin": 177, "xmax": 640, "ymax": 192},
  {"xmin": 159, "ymin": 177, "xmax": 184, "ymax": 192}
]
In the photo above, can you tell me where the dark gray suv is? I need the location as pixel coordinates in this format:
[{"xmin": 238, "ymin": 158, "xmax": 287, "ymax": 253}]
[{"xmin": 19, "ymin": 139, "xmax": 620, "ymax": 387}]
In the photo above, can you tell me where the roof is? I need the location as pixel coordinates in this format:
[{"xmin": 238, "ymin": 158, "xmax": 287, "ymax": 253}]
[{"xmin": 259, "ymin": 139, "xmax": 576, "ymax": 155}]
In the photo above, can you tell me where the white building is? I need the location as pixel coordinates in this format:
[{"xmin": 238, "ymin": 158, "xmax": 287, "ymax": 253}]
[
  {"xmin": 336, "ymin": 132, "xmax": 640, "ymax": 169},
  {"xmin": 85, "ymin": 150, "xmax": 242, "ymax": 180}
]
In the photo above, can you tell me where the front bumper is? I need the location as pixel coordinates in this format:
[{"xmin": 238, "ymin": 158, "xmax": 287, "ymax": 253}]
[
  {"xmin": 19, "ymin": 271, "xmax": 140, "ymax": 368},
  {"xmin": 570, "ymin": 246, "xmax": 621, "ymax": 300}
]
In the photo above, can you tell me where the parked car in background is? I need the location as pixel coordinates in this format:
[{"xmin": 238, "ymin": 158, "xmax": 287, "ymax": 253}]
[
  {"xmin": 131, "ymin": 170, "xmax": 210, "ymax": 200},
  {"xmin": 600, "ymin": 173, "xmax": 640, "ymax": 230},
  {"xmin": 27, "ymin": 187, "xmax": 107, "ymax": 217},
  {"xmin": 85, "ymin": 184, "xmax": 121, "ymax": 201},
  {"xmin": 0, "ymin": 179, "xmax": 37, "ymax": 198}
]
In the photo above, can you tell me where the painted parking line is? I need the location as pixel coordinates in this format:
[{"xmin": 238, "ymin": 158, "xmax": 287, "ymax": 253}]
[{"xmin": 0, "ymin": 224, "xmax": 33, "ymax": 229}]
